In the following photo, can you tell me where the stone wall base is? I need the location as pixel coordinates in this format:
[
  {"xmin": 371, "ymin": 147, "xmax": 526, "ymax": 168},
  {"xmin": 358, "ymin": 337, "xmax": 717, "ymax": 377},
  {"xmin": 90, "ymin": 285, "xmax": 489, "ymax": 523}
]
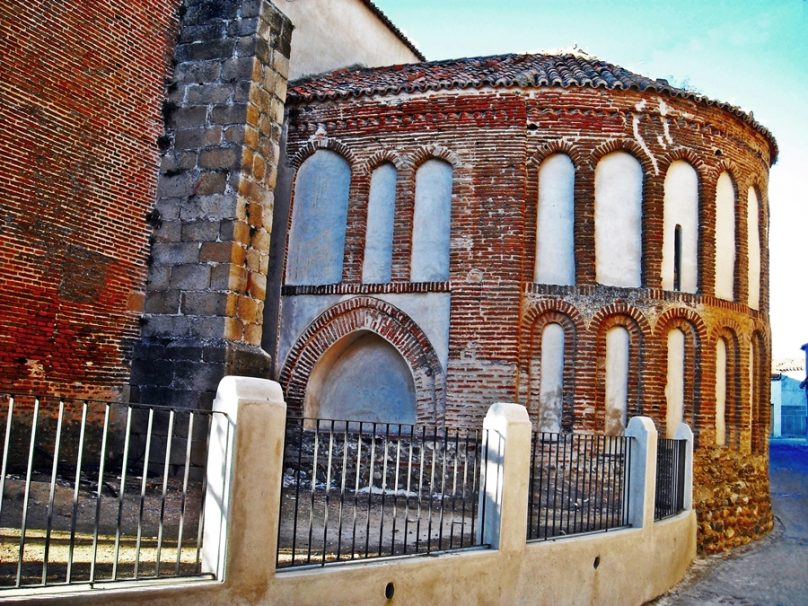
[
  {"xmin": 131, "ymin": 338, "xmax": 270, "ymax": 409},
  {"xmin": 694, "ymin": 447, "xmax": 773, "ymax": 553}
]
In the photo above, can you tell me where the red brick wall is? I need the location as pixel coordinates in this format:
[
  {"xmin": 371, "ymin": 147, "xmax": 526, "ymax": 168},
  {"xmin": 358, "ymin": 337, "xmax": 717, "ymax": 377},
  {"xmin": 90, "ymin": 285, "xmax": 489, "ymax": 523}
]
[
  {"xmin": 0, "ymin": 1, "xmax": 181, "ymax": 399},
  {"xmin": 280, "ymin": 84, "xmax": 774, "ymax": 550},
  {"xmin": 282, "ymin": 86, "xmax": 772, "ymax": 434}
]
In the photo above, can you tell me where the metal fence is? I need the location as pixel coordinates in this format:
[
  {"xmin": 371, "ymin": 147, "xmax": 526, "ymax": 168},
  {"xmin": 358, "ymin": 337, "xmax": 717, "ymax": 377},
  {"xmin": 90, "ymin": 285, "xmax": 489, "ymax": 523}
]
[
  {"xmin": 654, "ymin": 438, "xmax": 687, "ymax": 520},
  {"xmin": 277, "ymin": 418, "xmax": 488, "ymax": 569},
  {"xmin": 0, "ymin": 393, "xmax": 220, "ymax": 590},
  {"xmin": 527, "ymin": 432, "xmax": 632, "ymax": 541}
]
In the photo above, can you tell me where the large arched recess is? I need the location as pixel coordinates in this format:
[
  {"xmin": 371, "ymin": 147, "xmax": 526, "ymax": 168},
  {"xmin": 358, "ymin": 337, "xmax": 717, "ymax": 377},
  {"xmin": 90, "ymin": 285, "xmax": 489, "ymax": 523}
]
[
  {"xmin": 305, "ymin": 330, "xmax": 416, "ymax": 425},
  {"xmin": 280, "ymin": 297, "xmax": 444, "ymax": 425}
]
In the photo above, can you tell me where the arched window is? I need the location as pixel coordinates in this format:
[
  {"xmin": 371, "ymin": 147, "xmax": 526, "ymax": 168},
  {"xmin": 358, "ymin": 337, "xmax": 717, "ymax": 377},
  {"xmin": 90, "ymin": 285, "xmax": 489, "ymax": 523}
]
[
  {"xmin": 535, "ymin": 154, "xmax": 575, "ymax": 285},
  {"xmin": 747, "ymin": 188, "xmax": 761, "ymax": 309},
  {"xmin": 363, "ymin": 163, "xmax": 397, "ymax": 283},
  {"xmin": 605, "ymin": 325, "xmax": 630, "ymax": 435},
  {"xmin": 715, "ymin": 338, "xmax": 727, "ymax": 446},
  {"xmin": 714, "ymin": 172, "xmax": 736, "ymax": 300},
  {"xmin": 662, "ymin": 161, "xmax": 699, "ymax": 293},
  {"xmin": 538, "ymin": 323, "xmax": 565, "ymax": 433},
  {"xmin": 666, "ymin": 328, "xmax": 685, "ymax": 437},
  {"xmin": 304, "ymin": 330, "xmax": 416, "ymax": 425},
  {"xmin": 286, "ymin": 150, "xmax": 351, "ymax": 285},
  {"xmin": 411, "ymin": 159, "xmax": 453, "ymax": 282},
  {"xmin": 595, "ymin": 152, "xmax": 643, "ymax": 287}
]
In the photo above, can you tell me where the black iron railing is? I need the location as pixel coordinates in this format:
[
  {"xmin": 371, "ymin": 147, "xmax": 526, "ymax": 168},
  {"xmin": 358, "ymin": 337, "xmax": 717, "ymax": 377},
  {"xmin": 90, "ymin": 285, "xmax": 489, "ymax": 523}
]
[
  {"xmin": 277, "ymin": 418, "xmax": 488, "ymax": 569},
  {"xmin": 0, "ymin": 393, "xmax": 220, "ymax": 590},
  {"xmin": 527, "ymin": 432, "xmax": 632, "ymax": 541},
  {"xmin": 654, "ymin": 438, "xmax": 687, "ymax": 520}
]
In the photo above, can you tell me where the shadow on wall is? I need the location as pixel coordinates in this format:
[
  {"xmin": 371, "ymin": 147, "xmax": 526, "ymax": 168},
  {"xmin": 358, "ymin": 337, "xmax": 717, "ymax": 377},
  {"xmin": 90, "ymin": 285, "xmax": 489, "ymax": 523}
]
[{"xmin": 304, "ymin": 330, "xmax": 416, "ymax": 425}]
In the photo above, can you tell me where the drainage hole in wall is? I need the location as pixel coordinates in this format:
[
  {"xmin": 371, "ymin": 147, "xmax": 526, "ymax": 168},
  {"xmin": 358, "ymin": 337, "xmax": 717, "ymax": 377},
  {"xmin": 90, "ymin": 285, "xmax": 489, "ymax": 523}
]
[
  {"xmin": 593, "ymin": 556, "xmax": 601, "ymax": 569},
  {"xmin": 385, "ymin": 582, "xmax": 395, "ymax": 600}
]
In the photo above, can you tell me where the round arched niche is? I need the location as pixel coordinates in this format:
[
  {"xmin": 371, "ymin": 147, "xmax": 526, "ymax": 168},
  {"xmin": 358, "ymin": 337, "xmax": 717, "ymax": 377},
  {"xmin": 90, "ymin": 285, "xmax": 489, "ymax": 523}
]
[{"xmin": 304, "ymin": 330, "xmax": 416, "ymax": 426}]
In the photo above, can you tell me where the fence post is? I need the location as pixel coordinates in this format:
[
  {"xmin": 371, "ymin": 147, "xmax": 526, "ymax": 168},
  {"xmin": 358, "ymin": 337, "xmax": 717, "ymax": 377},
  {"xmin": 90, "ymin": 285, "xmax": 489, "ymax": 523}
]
[
  {"xmin": 479, "ymin": 402, "xmax": 532, "ymax": 551},
  {"xmin": 674, "ymin": 422, "xmax": 694, "ymax": 510},
  {"xmin": 624, "ymin": 416, "xmax": 658, "ymax": 529},
  {"xmin": 201, "ymin": 376, "xmax": 286, "ymax": 589}
]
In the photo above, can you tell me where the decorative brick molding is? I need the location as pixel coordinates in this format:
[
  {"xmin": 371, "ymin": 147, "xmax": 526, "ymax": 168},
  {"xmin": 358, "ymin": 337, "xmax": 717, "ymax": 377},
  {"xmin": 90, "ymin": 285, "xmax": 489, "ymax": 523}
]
[
  {"xmin": 409, "ymin": 143, "xmax": 462, "ymax": 169},
  {"xmin": 279, "ymin": 296, "xmax": 445, "ymax": 423},
  {"xmin": 282, "ymin": 282, "xmax": 450, "ymax": 296},
  {"xmin": 526, "ymin": 140, "xmax": 585, "ymax": 168},
  {"xmin": 132, "ymin": 0, "xmax": 292, "ymax": 409},
  {"xmin": 590, "ymin": 138, "xmax": 658, "ymax": 176},
  {"xmin": 288, "ymin": 137, "xmax": 357, "ymax": 170},
  {"xmin": 360, "ymin": 149, "xmax": 410, "ymax": 174}
]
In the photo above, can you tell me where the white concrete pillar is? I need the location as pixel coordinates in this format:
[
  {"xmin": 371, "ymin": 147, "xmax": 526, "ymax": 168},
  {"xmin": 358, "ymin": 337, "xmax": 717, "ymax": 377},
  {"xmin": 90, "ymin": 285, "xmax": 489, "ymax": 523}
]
[
  {"xmin": 674, "ymin": 422, "xmax": 694, "ymax": 511},
  {"xmin": 201, "ymin": 376, "xmax": 287, "ymax": 588},
  {"xmin": 624, "ymin": 416, "xmax": 658, "ymax": 529},
  {"xmin": 479, "ymin": 402, "xmax": 532, "ymax": 551}
]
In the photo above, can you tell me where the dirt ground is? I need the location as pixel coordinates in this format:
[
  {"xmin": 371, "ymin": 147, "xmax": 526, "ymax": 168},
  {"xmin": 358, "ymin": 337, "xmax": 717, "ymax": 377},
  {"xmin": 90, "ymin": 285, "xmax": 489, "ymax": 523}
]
[{"xmin": 0, "ymin": 473, "xmax": 204, "ymax": 587}]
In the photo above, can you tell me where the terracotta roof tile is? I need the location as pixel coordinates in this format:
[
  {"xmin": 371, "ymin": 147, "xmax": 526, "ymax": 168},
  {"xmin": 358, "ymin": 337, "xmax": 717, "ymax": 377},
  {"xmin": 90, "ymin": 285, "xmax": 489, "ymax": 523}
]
[{"xmin": 289, "ymin": 52, "xmax": 777, "ymax": 163}]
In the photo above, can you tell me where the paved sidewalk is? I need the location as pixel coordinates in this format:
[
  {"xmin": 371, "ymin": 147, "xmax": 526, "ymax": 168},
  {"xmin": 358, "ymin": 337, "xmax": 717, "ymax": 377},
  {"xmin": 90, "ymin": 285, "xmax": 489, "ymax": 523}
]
[{"xmin": 654, "ymin": 442, "xmax": 808, "ymax": 606}]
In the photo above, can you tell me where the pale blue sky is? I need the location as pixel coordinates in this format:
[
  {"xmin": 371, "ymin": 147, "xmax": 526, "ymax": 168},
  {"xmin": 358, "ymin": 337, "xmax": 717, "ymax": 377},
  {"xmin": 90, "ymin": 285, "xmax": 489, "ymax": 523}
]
[{"xmin": 374, "ymin": 0, "xmax": 808, "ymax": 361}]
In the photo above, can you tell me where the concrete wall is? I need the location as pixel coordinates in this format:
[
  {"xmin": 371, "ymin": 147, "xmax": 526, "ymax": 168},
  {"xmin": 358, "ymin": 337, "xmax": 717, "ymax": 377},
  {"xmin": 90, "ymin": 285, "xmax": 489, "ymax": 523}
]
[
  {"xmin": 411, "ymin": 159, "xmax": 453, "ymax": 282},
  {"xmin": 285, "ymin": 150, "xmax": 351, "ymax": 285},
  {"xmin": 747, "ymin": 187, "xmax": 761, "ymax": 310},
  {"xmin": 363, "ymin": 163, "xmax": 397, "ymax": 283},
  {"xmin": 304, "ymin": 330, "xmax": 416, "ymax": 423},
  {"xmin": 535, "ymin": 153, "xmax": 576, "ymax": 285},
  {"xmin": 273, "ymin": 0, "xmax": 421, "ymax": 80},
  {"xmin": 661, "ymin": 161, "xmax": 699, "ymax": 293},
  {"xmin": 8, "ymin": 381, "xmax": 696, "ymax": 606},
  {"xmin": 594, "ymin": 152, "xmax": 643, "ymax": 288},
  {"xmin": 714, "ymin": 172, "xmax": 736, "ymax": 301}
]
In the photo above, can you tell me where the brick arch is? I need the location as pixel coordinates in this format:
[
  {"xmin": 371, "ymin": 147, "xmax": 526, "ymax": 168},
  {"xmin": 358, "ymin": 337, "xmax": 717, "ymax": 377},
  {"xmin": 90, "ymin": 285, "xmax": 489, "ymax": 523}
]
[
  {"xmin": 527, "ymin": 140, "xmax": 585, "ymax": 169},
  {"xmin": 655, "ymin": 308, "xmax": 707, "ymax": 442},
  {"xmin": 359, "ymin": 149, "xmax": 409, "ymax": 176},
  {"xmin": 590, "ymin": 302, "xmax": 651, "ymax": 335},
  {"xmin": 657, "ymin": 148, "xmax": 709, "ymax": 176},
  {"xmin": 589, "ymin": 138, "xmax": 656, "ymax": 176},
  {"xmin": 409, "ymin": 143, "xmax": 462, "ymax": 170},
  {"xmin": 519, "ymin": 302, "xmax": 585, "ymax": 431},
  {"xmin": 289, "ymin": 137, "xmax": 357, "ymax": 170},
  {"xmin": 655, "ymin": 307, "xmax": 708, "ymax": 341},
  {"xmin": 709, "ymin": 159, "xmax": 740, "ymax": 187},
  {"xmin": 712, "ymin": 324, "xmax": 743, "ymax": 449},
  {"xmin": 280, "ymin": 296, "xmax": 444, "ymax": 424},
  {"xmin": 522, "ymin": 298, "xmax": 585, "ymax": 332},
  {"xmin": 592, "ymin": 308, "xmax": 649, "ymax": 431}
]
